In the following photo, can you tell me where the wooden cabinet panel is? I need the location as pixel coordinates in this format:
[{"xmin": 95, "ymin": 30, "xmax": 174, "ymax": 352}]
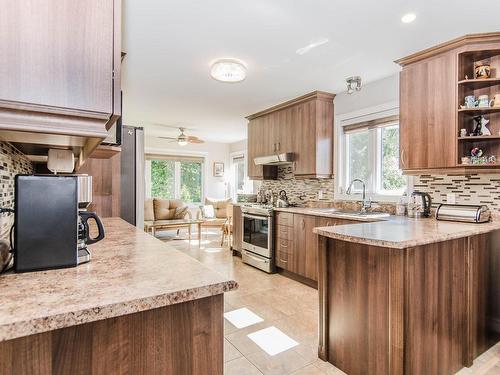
[
  {"xmin": 293, "ymin": 214, "xmax": 318, "ymax": 281},
  {"xmin": 276, "ymin": 224, "xmax": 293, "ymax": 240},
  {"xmin": 232, "ymin": 205, "xmax": 243, "ymax": 252},
  {"xmin": 0, "ymin": 0, "xmax": 115, "ymax": 115},
  {"xmin": 399, "ymin": 52, "xmax": 457, "ymax": 170},
  {"xmin": 246, "ymin": 91, "xmax": 334, "ymax": 180},
  {"xmin": 78, "ymin": 151, "xmax": 121, "ymax": 218},
  {"xmin": 247, "ymin": 118, "xmax": 263, "ymax": 179},
  {"xmin": 275, "ymin": 212, "xmax": 294, "ymax": 227},
  {"xmin": 276, "ymin": 238, "xmax": 292, "ymax": 269},
  {"xmin": 293, "ymin": 101, "xmax": 317, "ymax": 176}
]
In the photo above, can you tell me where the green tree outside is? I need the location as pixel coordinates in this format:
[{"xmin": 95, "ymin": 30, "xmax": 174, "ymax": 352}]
[{"xmin": 150, "ymin": 160, "xmax": 202, "ymax": 203}]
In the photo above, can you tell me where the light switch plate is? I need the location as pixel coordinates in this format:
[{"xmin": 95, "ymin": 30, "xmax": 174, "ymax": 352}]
[{"xmin": 446, "ymin": 193, "xmax": 456, "ymax": 204}]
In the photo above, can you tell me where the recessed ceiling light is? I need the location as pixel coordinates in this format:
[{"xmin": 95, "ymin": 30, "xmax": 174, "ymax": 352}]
[
  {"xmin": 401, "ymin": 13, "xmax": 416, "ymax": 23},
  {"xmin": 296, "ymin": 37, "xmax": 329, "ymax": 55},
  {"xmin": 210, "ymin": 58, "xmax": 247, "ymax": 83}
]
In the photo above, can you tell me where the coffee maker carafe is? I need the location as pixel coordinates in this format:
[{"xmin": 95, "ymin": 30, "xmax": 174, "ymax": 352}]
[
  {"xmin": 77, "ymin": 211, "xmax": 104, "ymax": 263},
  {"xmin": 76, "ymin": 175, "xmax": 104, "ymax": 264}
]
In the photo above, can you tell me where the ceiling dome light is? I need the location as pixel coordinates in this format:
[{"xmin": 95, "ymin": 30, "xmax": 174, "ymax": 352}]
[
  {"xmin": 401, "ymin": 13, "xmax": 416, "ymax": 23},
  {"xmin": 210, "ymin": 58, "xmax": 247, "ymax": 83}
]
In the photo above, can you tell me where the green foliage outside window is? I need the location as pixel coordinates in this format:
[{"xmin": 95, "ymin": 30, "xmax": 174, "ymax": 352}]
[
  {"xmin": 381, "ymin": 126, "xmax": 406, "ymax": 191},
  {"xmin": 348, "ymin": 131, "xmax": 369, "ymax": 184},
  {"xmin": 180, "ymin": 162, "xmax": 202, "ymax": 203},
  {"xmin": 150, "ymin": 160, "xmax": 203, "ymax": 203},
  {"xmin": 151, "ymin": 160, "xmax": 175, "ymax": 199}
]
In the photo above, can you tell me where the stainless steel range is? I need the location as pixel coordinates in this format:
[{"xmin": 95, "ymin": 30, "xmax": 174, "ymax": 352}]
[{"xmin": 241, "ymin": 204, "xmax": 275, "ymax": 273}]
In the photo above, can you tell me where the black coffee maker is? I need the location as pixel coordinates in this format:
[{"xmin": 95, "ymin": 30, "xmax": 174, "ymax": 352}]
[{"xmin": 14, "ymin": 175, "xmax": 104, "ymax": 273}]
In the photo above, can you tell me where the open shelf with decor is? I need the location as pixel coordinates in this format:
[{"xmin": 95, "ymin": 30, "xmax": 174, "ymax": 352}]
[{"xmin": 457, "ymin": 48, "xmax": 500, "ymax": 168}]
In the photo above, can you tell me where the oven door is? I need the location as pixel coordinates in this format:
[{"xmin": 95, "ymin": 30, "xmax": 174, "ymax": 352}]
[{"xmin": 242, "ymin": 213, "xmax": 272, "ymax": 258}]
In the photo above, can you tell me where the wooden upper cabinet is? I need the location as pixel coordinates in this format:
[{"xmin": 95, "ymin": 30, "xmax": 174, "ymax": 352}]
[
  {"xmin": 0, "ymin": 0, "xmax": 119, "ymax": 117},
  {"xmin": 246, "ymin": 91, "xmax": 335, "ymax": 180},
  {"xmin": 0, "ymin": 0, "xmax": 121, "ymax": 169},
  {"xmin": 247, "ymin": 117, "xmax": 264, "ymax": 179},
  {"xmin": 397, "ymin": 32, "xmax": 500, "ymax": 173},
  {"xmin": 399, "ymin": 52, "xmax": 457, "ymax": 170}
]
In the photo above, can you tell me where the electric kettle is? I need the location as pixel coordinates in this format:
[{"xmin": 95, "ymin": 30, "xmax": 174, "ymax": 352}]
[{"xmin": 408, "ymin": 191, "xmax": 432, "ymax": 218}]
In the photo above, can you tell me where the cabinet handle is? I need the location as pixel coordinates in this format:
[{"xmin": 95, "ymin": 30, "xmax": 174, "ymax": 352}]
[
  {"xmin": 277, "ymin": 142, "xmax": 281, "ymax": 151},
  {"xmin": 401, "ymin": 148, "xmax": 406, "ymax": 168},
  {"xmin": 301, "ymin": 219, "xmax": 305, "ymax": 230}
]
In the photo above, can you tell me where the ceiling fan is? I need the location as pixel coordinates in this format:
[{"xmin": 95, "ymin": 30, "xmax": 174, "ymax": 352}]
[{"xmin": 159, "ymin": 127, "xmax": 205, "ymax": 146}]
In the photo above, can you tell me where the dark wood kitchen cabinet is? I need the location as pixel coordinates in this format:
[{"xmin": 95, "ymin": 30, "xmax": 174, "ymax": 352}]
[
  {"xmin": 0, "ymin": 0, "xmax": 121, "ymax": 168},
  {"xmin": 247, "ymin": 91, "xmax": 335, "ymax": 179},
  {"xmin": 274, "ymin": 212, "xmax": 355, "ymax": 286},
  {"xmin": 396, "ymin": 32, "xmax": 500, "ymax": 174},
  {"xmin": 317, "ymin": 232, "xmax": 495, "ymax": 375},
  {"xmin": 399, "ymin": 51, "xmax": 457, "ymax": 170},
  {"xmin": 293, "ymin": 214, "xmax": 318, "ymax": 281}
]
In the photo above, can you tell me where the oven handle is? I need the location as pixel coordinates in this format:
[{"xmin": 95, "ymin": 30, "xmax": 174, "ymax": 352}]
[{"xmin": 242, "ymin": 213, "xmax": 270, "ymax": 220}]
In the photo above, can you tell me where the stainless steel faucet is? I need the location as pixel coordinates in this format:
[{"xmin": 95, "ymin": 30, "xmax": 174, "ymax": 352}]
[{"xmin": 346, "ymin": 179, "xmax": 371, "ymax": 212}]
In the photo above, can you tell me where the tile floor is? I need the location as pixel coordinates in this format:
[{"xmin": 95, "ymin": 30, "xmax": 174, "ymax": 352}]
[{"xmin": 159, "ymin": 229, "xmax": 500, "ymax": 375}]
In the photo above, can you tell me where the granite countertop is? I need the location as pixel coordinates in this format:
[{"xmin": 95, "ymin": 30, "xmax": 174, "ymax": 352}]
[
  {"xmin": 313, "ymin": 215, "xmax": 500, "ymax": 249},
  {"xmin": 0, "ymin": 218, "xmax": 237, "ymax": 342}
]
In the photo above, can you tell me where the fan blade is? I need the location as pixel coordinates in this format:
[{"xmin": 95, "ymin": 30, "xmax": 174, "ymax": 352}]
[
  {"xmin": 159, "ymin": 136, "xmax": 177, "ymax": 140},
  {"xmin": 187, "ymin": 136, "xmax": 204, "ymax": 144}
]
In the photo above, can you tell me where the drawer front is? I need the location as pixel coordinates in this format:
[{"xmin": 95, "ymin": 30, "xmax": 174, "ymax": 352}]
[
  {"xmin": 275, "ymin": 238, "xmax": 292, "ymax": 269},
  {"xmin": 276, "ymin": 212, "xmax": 294, "ymax": 227},
  {"xmin": 276, "ymin": 224, "xmax": 293, "ymax": 240}
]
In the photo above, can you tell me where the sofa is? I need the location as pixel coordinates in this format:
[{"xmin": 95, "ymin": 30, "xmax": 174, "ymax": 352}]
[{"xmin": 144, "ymin": 198, "xmax": 191, "ymax": 235}]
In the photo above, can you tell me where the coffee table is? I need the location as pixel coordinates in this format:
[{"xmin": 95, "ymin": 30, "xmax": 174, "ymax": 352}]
[{"xmin": 144, "ymin": 219, "xmax": 205, "ymax": 245}]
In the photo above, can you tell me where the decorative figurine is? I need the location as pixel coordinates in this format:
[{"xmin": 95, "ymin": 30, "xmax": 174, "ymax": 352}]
[
  {"xmin": 471, "ymin": 147, "xmax": 483, "ymax": 157},
  {"xmin": 472, "ymin": 116, "xmax": 491, "ymax": 136},
  {"xmin": 475, "ymin": 61, "xmax": 491, "ymax": 79}
]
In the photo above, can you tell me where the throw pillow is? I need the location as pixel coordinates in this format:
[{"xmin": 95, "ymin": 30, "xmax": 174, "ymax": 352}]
[
  {"xmin": 200, "ymin": 205, "xmax": 215, "ymax": 219},
  {"xmin": 174, "ymin": 206, "xmax": 189, "ymax": 219}
]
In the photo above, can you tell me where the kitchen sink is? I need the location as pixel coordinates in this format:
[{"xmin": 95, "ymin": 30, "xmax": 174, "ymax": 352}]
[{"xmin": 309, "ymin": 208, "xmax": 390, "ymax": 219}]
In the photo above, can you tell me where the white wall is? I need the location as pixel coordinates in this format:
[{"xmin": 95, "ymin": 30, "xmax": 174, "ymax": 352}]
[
  {"xmin": 334, "ymin": 73, "xmax": 399, "ymax": 115},
  {"xmin": 228, "ymin": 139, "xmax": 247, "ymax": 153},
  {"xmin": 144, "ymin": 135, "xmax": 230, "ymax": 200}
]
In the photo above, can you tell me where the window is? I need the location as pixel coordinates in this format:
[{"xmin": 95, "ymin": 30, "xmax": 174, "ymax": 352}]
[
  {"xmin": 341, "ymin": 114, "xmax": 406, "ymax": 199},
  {"xmin": 146, "ymin": 155, "xmax": 204, "ymax": 203},
  {"xmin": 230, "ymin": 153, "xmax": 250, "ymax": 201}
]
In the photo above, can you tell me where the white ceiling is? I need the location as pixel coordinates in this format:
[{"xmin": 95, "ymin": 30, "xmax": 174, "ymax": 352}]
[{"xmin": 122, "ymin": 0, "xmax": 500, "ymax": 143}]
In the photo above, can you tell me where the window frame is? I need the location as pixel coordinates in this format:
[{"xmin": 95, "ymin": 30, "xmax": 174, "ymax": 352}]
[
  {"xmin": 335, "ymin": 102, "xmax": 407, "ymax": 203},
  {"xmin": 229, "ymin": 150, "xmax": 250, "ymax": 201},
  {"xmin": 145, "ymin": 152, "xmax": 206, "ymax": 206}
]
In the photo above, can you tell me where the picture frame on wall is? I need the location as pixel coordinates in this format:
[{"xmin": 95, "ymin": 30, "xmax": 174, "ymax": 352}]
[{"xmin": 213, "ymin": 162, "xmax": 224, "ymax": 177}]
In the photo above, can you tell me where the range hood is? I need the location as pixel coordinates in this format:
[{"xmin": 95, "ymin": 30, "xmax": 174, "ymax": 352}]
[{"xmin": 254, "ymin": 153, "xmax": 293, "ymax": 166}]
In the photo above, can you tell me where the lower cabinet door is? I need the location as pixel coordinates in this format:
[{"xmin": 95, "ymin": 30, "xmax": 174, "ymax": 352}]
[{"xmin": 293, "ymin": 214, "xmax": 318, "ymax": 281}]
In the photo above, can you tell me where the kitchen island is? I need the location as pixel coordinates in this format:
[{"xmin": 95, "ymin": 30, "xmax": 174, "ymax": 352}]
[
  {"xmin": 314, "ymin": 217, "xmax": 500, "ymax": 375},
  {"xmin": 0, "ymin": 218, "xmax": 237, "ymax": 375}
]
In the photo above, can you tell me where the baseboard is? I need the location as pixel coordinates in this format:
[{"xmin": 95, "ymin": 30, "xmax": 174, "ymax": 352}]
[
  {"xmin": 277, "ymin": 268, "xmax": 318, "ymax": 289},
  {"xmin": 487, "ymin": 316, "xmax": 500, "ymax": 334}
]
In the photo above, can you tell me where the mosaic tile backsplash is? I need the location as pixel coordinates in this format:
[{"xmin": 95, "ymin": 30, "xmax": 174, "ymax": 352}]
[
  {"xmin": 0, "ymin": 142, "xmax": 34, "ymax": 240},
  {"xmin": 260, "ymin": 166, "xmax": 500, "ymax": 213},
  {"xmin": 260, "ymin": 165, "xmax": 335, "ymax": 205},
  {"xmin": 413, "ymin": 174, "xmax": 500, "ymax": 211}
]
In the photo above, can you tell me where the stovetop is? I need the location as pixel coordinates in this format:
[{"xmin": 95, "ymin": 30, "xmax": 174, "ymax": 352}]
[{"xmin": 240, "ymin": 203, "xmax": 274, "ymax": 216}]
